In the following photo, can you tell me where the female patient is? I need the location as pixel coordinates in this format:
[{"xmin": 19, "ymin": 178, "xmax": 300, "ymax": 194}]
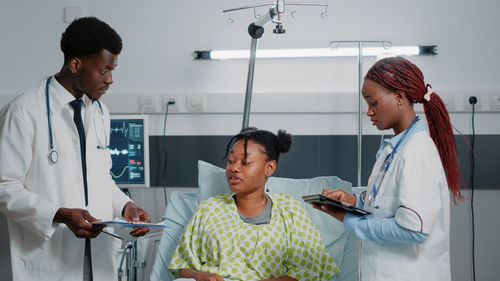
[{"xmin": 169, "ymin": 128, "xmax": 338, "ymax": 281}]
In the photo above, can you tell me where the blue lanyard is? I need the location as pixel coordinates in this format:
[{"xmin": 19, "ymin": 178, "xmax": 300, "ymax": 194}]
[{"xmin": 372, "ymin": 116, "xmax": 420, "ymax": 197}]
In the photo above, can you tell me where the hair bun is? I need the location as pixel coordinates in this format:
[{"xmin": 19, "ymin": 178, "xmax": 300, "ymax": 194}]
[{"xmin": 276, "ymin": 130, "xmax": 292, "ymax": 153}]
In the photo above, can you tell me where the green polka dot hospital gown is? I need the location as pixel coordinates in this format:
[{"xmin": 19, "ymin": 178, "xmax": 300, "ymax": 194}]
[{"xmin": 169, "ymin": 193, "xmax": 339, "ymax": 280}]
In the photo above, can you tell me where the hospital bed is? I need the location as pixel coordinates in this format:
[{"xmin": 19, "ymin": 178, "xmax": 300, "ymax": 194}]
[{"xmin": 149, "ymin": 160, "xmax": 360, "ymax": 281}]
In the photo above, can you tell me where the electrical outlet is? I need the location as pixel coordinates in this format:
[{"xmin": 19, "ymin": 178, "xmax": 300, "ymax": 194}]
[
  {"xmin": 161, "ymin": 96, "xmax": 179, "ymax": 113},
  {"xmin": 187, "ymin": 95, "xmax": 205, "ymax": 113},
  {"xmin": 138, "ymin": 95, "xmax": 158, "ymax": 113},
  {"xmin": 489, "ymin": 93, "xmax": 500, "ymax": 111},
  {"xmin": 441, "ymin": 96, "xmax": 454, "ymax": 111},
  {"xmin": 463, "ymin": 95, "xmax": 481, "ymax": 111}
]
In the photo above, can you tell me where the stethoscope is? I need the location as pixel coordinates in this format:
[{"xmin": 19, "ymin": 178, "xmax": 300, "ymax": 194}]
[
  {"xmin": 365, "ymin": 116, "xmax": 420, "ymax": 206},
  {"xmin": 45, "ymin": 76, "xmax": 109, "ymax": 164}
]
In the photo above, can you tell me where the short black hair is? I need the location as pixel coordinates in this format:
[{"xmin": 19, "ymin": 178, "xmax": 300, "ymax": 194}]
[
  {"xmin": 224, "ymin": 127, "xmax": 292, "ymax": 163},
  {"xmin": 60, "ymin": 17, "xmax": 122, "ymax": 64}
]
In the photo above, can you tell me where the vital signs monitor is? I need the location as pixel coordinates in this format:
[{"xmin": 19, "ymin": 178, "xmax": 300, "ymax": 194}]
[{"xmin": 109, "ymin": 115, "xmax": 150, "ymax": 188}]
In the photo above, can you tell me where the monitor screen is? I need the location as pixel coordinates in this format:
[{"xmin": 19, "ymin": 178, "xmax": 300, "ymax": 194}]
[{"xmin": 109, "ymin": 115, "xmax": 150, "ymax": 188}]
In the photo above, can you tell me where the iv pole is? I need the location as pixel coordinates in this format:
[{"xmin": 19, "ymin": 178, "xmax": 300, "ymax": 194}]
[
  {"xmin": 328, "ymin": 40, "xmax": 391, "ymax": 187},
  {"xmin": 223, "ymin": 0, "xmax": 328, "ymax": 129},
  {"xmin": 240, "ymin": 2, "xmax": 284, "ymax": 129}
]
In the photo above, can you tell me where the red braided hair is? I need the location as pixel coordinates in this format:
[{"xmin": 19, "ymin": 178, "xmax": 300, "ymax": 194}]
[{"xmin": 365, "ymin": 56, "xmax": 464, "ymax": 202}]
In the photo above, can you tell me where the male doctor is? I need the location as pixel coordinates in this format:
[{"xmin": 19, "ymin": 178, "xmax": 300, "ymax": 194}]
[{"xmin": 0, "ymin": 17, "xmax": 150, "ymax": 280}]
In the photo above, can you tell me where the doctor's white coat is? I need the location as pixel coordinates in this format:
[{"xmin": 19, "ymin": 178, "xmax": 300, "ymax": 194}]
[
  {"xmin": 0, "ymin": 77, "xmax": 132, "ymax": 280},
  {"xmin": 361, "ymin": 130, "xmax": 451, "ymax": 281}
]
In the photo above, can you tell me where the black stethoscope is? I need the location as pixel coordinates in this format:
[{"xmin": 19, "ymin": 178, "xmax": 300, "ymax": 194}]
[{"xmin": 45, "ymin": 76, "xmax": 109, "ymax": 164}]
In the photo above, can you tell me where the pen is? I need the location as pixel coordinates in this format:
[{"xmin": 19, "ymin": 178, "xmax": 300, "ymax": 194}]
[{"xmin": 101, "ymin": 230, "xmax": 124, "ymax": 241}]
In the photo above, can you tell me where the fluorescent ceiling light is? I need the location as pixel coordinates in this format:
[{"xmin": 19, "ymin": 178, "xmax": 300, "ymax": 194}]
[{"xmin": 195, "ymin": 45, "xmax": 436, "ymax": 60}]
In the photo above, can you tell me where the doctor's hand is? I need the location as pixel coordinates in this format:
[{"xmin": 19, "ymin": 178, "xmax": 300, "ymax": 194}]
[
  {"xmin": 53, "ymin": 208, "xmax": 105, "ymax": 239},
  {"xmin": 323, "ymin": 188, "xmax": 357, "ymax": 206},
  {"xmin": 311, "ymin": 188, "xmax": 357, "ymax": 222},
  {"xmin": 122, "ymin": 201, "xmax": 150, "ymax": 237}
]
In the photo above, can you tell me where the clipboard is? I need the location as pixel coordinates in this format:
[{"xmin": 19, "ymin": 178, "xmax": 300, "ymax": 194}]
[
  {"xmin": 302, "ymin": 194, "xmax": 371, "ymax": 216},
  {"xmin": 91, "ymin": 220, "xmax": 168, "ymax": 228}
]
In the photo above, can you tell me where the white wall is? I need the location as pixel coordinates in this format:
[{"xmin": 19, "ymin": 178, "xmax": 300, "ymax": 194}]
[
  {"xmin": 1, "ymin": 0, "xmax": 500, "ymax": 136},
  {"xmin": 2, "ymin": 0, "xmax": 500, "ymax": 94},
  {"xmin": 1, "ymin": 1, "xmax": 499, "ymax": 281}
]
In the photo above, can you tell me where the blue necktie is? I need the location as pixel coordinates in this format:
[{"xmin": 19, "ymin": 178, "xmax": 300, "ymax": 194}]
[
  {"xmin": 70, "ymin": 99, "xmax": 93, "ymax": 280},
  {"xmin": 70, "ymin": 99, "xmax": 88, "ymax": 206}
]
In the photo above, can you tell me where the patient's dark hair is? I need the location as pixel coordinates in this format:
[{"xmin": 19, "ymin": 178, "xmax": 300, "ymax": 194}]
[
  {"xmin": 224, "ymin": 127, "xmax": 292, "ymax": 163},
  {"xmin": 60, "ymin": 17, "xmax": 122, "ymax": 64}
]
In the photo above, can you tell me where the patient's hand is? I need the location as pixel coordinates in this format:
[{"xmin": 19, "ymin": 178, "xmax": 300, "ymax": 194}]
[
  {"xmin": 260, "ymin": 277, "xmax": 297, "ymax": 281},
  {"xmin": 179, "ymin": 269, "xmax": 224, "ymax": 281},
  {"xmin": 195, "ymin": 272, "xmax": 224, "ymax": 281}
]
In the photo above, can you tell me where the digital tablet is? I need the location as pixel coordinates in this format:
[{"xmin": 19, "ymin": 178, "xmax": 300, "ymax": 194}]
[{"xmin": 302, "ymin": 194, "xmax": 371, "ymax": 216}]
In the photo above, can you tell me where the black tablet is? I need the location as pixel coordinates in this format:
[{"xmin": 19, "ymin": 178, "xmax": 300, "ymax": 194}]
[{"xmin": 302, "ymin": 194, "xmax": 371, "ymax": 216}]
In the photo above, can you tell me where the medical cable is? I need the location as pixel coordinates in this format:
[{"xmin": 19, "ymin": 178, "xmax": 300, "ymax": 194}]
[
  {"xmin": 121, "ymin": 188, "xmax": 132, "ymax": 200},
  {"xmin": 468, "ymin": 96, "xmax": 477, "ymax": 281},
  {"xmin": 163, "ymin": 100, "xmax": 175, "ymax": 136},
  {"xmin": 101, "ymin": 230, "xmax": 124, "ymax": 241},
  {"xmin": 161, "ymin": 100, "xmax": 176, "ymax": 206}
]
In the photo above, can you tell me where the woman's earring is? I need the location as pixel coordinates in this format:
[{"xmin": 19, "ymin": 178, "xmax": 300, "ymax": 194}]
[{"xmin": 398, "ymin": 102, "xmax": 402, "ymax": 109}]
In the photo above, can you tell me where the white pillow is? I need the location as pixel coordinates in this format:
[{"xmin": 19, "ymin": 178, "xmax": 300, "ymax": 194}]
[
  {"xmin": 196, "ymin": 160, "xmax": 229, "ymax": 202},
  {"xmin": 150, "ymin": 191, "xmax": 199, "ymax": 281},
  {"xmin": 197, "ymin": 160, "xmax": 353, "ymax": 199},
  {"xmin": 195, "ymin": 160, "xmax": 358, "ymax": 280}
]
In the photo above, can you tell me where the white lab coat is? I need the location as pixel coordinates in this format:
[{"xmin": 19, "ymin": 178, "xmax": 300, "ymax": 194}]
[
  {"xmin": 361, "ymin": 130, "xmax": 451, "ymax": 281},
  {"xmin": 0, "ymin": 77, "xmax": 132, "ymax": 281}
]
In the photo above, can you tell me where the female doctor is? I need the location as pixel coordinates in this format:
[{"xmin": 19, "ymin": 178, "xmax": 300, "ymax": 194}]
[{"xmin": 314, "ymin": 57, "xmax": 463, "ymax": 281}]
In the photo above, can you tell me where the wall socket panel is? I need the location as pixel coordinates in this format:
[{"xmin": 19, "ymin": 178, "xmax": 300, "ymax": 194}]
[
  {"xmin": 441, "ymin": 96, "xmax": 454, "ymax": 112},
  {"xmin": 186, "ymin": 95, "xmax": 205, "ymax": 113},
  {"xmin": 489, "ymin": 93, "xmax": 500, "ymax": 110},
  {"xmin": 463, "ymin": 95, "xmax": 482, "ymax": 111},
  {"xmin": 461, "ymin": 92, "xmax": 500, "ymax": 112},
  {"xmin": 138, "ymin": 95, "xmax": 158, "ymax": 113},
  {"xmin": 138, "ymin": 95, "xmax": 186, "ymax": 113},
  {"xmin": 131, "ymin": 92, "xmax": 500, "ymax": 114},
  {"xmin": 161, "ymin": 96, "xmax": 180, "ymax": 113}
]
